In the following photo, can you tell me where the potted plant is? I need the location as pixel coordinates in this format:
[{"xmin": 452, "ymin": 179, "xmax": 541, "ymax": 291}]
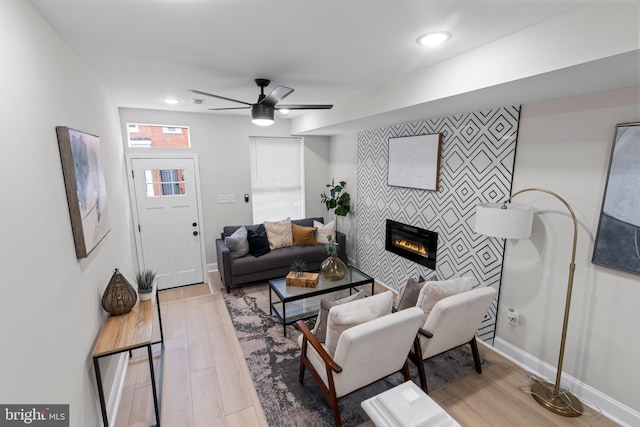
[
  {"xmin": 135, "ymin": 269, "xmax": 157, "ymax": 301},
  {"xmin": 321, "ymin": 179, "xmax": 351, "ymax": 217}
]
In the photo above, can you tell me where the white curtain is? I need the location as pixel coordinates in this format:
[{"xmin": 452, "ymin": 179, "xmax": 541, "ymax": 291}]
[{"xmin": 249, "ymin": 137, "xmax": 304, "ymax": 223}]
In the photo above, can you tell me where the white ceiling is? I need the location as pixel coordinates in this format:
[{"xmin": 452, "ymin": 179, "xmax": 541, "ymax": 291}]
[{"xmin": 28, "ymin": 1, "xmax": 634, "ymax": 134}]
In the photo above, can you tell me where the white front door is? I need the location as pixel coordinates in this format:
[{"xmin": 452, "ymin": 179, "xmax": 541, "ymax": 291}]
[{"xmin": 130, "ymin": 157, "xmax": 204, "ymax": 289}]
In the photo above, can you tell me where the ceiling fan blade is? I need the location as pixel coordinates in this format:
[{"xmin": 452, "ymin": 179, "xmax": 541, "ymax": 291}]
[
  {"xmin": 208, "ymin": 107, "xmax": 251, "ymax": 111},
  {"xmin": 276, "ymin": 104, "xmax": 333, "ymax": 110},
  {"xmin": 260, "ymin": 86, "xmax": 294, "ymax": 107},
  {"xmin": 189, "ymin": 89, "xmax": 252, "ymax": 106}
]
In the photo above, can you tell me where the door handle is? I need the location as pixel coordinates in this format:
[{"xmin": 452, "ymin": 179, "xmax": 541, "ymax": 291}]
[{"xmin": 193, "ymin": 231, "xmax": 199, "ymax": 236}]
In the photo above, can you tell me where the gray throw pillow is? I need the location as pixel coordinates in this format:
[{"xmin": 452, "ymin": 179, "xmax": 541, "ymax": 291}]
[
  {"xmin": 313, "ymin": 290, "xmax": 365, "ymax": 343},
  {"xmin": 396, "ymin": 274, "xmax": 436, "ymax": 310},
  {"xmin": 225, "ymin": 226, "xmax": 249, "ymax": 259}
]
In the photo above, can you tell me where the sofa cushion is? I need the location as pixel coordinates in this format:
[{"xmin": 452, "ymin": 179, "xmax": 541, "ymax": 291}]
[
  {"xmin": 314, "ymin": 220, "xmax": 336, "ymax": 245},
  {"xmin": 230, "ymin": 244, "xmax": 325, "ymax": 276},
  {"xmin": 325, "ymin": 291, "xmax": 393, "ymax": 356},
  {"xmin": 264, "ymin": 217, "xmax": 293, "ymax": 250},
  {"xmin": 247, "ymin": 224, "xmax": 270, "ymax": 257},
  {"xmin": 416, "ymin": 277, "xmax": 474, "ymax": 323},
  {"xmin": 396, "ymin": 273, "xmax": 437, "ymax": 311},
  {"xmin": 313, "ymin": 290, "xmax": 365, "ymax": 343},
  {"xmin": 292, "ymin": 223, "xmax": 317, "ymax": 246},
  {"xmin": 224, "ymin": 226, "xmax": 249, "ymax": 259}
]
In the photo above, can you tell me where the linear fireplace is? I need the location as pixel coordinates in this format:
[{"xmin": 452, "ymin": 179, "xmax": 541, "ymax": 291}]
[{"xmin": 385, "ymin": 219, "xmax": 438, "ymax": 269}]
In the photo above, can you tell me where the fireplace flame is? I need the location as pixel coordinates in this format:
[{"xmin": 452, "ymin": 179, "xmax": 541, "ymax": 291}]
[{"xmin": 394, "ymin": 238, "xmax": 427, "ymax": 256}]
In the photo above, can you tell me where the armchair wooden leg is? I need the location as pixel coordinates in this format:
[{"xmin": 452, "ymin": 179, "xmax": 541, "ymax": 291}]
[
  {"xmin": 410, "ymin": 337, "xmax": 429, "ymax": 393},
  {"xmin": 299, "ymin": 339, "xmax": 307, "ymax": 384},
  {"xmin": 469, "ymin": 336, "xmax": 482, "ymax": 374},
  {"xmin": 401, "ymin": 360, "xmax": 411, "ymax": 381}
]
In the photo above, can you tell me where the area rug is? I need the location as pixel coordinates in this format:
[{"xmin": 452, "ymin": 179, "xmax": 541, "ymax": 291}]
[{"xmin": 222, "ymin": 285, "xmax": 487, "ymax": 427}]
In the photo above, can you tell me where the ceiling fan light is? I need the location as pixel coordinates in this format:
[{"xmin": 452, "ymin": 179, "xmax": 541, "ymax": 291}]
[{"xmin": 251, "ymin": 104, "xmax": 275, "ymax": 126}]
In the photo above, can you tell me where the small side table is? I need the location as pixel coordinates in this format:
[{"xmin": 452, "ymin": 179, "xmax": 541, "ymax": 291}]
[
  {"xmin": 92, "ymin": 290, "xmax": 164, "ymax": 427},
  {"xmin": 361, "ymin": 381, "xmax": 460, "ymax": 427}
]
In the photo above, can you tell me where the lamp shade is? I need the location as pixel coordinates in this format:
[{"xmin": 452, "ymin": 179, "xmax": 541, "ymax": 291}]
[
  {"xmin": 474, "ymin": 203, "xmax": 534, "ymax": 239},
  {"xmin": 251, "ymin": 104, "xmax": 275, "ymax": 126}
]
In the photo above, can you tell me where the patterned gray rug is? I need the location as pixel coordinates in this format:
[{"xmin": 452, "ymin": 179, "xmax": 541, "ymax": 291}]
[{"xmin": 222, "ymin": 285, "xmax": 486, "ymax": 427}]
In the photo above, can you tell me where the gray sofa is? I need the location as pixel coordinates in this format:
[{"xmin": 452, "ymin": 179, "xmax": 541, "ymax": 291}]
[{"xmin": 216, "ymin": 217, "xmax": 346, "ymax": 293}]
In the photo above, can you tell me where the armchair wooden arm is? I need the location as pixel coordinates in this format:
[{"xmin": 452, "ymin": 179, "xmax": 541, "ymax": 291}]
[
  {"xmin": 418, "ymin": 327, "xmax": 433, "ymax": 339},
  {"xmin": 296, "ymin": 320, "xmax": 342, "ymax": 373}
]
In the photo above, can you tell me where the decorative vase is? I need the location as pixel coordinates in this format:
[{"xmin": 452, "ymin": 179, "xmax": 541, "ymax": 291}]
[
  {"xmin": 321, "ymin": 255, "xmax": 347, "ymax": 281},
  {"xmin": 102, "ymin": 268, "xmax": 137, "ymax": 316}
]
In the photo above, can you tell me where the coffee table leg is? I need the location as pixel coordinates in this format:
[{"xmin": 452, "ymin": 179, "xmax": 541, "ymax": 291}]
[
  {"xmin": 269, "ymin": 286, "xmax": 273, "ymax": 315},
  {"xmin": 282, "ymin": 302, "xmax": 287, "ymax": 337}
]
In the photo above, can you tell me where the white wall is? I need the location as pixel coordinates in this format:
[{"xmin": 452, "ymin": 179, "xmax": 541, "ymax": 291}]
[
  {"xmin": 328, "ymin": 133, "xmax": 359, "ymax": 263},
  {"xmin": 497, "ymin": 86, "xmax": 640, "ymax": 417},
  {"xmin": 0, "ymin": 1, "xmax": 135, "ymax": 425},
  {"xmin": 118, "ymin": 108, "xmax": 331, "ymax": 268}
]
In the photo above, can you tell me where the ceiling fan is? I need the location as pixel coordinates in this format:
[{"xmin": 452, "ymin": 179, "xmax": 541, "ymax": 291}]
[{"xmin": 189, "ymin": 79, "xmax": 333, "ymax": 126}]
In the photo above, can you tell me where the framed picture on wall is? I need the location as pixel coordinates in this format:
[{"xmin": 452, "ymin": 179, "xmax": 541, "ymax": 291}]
[
  {"xmin": 388, "ymin": 134, "xmax": 442, "ymax": 191},
  {"xmin": 592, "ymin": 122, "xmax": 640, "ymax": 275},
  {"xmin": 56, "ymin": 126, "xmax": 111, "ymax": 258}
]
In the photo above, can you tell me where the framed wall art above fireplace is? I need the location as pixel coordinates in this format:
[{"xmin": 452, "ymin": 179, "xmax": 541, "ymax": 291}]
[
  {"xmin": 388, "ymin": 133, "xmax": 441, "ymax": 191},
  {"xmin": 592, "ymin": 122, "xmax": 640, "ymax": 275}
]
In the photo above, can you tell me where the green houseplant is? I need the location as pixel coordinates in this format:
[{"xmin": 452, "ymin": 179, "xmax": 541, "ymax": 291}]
[
  {"xmin": 135, "ymin": 269, "xmax": 157, "ymax": 301},
  {"xmin": 321, "ymin": 179, "xmax": 351, "ymax": 217}
]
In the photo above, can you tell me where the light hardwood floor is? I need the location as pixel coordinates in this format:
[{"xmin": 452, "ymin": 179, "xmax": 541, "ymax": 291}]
[{"xmin": 114, "ymin": 274, "xmax": 619, "ymax": 427}]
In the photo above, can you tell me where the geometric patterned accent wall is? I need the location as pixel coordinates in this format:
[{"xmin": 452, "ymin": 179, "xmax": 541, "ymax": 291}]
[{"xmin": 356, "ymin": 106, "xmax": 521, "ymax": 342}]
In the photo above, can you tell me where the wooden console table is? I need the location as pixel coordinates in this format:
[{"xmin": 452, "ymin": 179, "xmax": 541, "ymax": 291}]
[{"xmin": 92, "ymin": 290, "xmax": 164, "ymax": 427}]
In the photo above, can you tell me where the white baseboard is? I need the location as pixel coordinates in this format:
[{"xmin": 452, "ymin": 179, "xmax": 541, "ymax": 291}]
[{"xmin": 492, "ymin": 338, "xmax": 640, "ymax": 427}]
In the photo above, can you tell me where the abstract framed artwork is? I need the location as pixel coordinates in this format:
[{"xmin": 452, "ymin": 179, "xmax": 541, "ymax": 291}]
[
  {"xmin": 388, "ymin": 134, "xmax": 442, "ymax": 191},
  {"xmin": 56, "ymin": 127, "xmax": 111, "ymax": 258},
  {"xmin": 592, "ymin": 122, "xmax": 640, "ymax": 275}
]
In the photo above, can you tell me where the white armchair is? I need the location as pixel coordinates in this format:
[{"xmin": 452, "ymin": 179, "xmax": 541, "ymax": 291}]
[
  {"xmin": 408, "ymin": 286, "xmax": 497, "ymax": 393},
  {"xmin": 297, "ymin": 291, "xmax": 424, "ymax": 427}
]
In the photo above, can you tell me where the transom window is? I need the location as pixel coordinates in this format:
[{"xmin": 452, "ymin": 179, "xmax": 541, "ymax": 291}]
[{"xmin": 127, "ymin": 123, "xmax": 190, "ymax": 148}]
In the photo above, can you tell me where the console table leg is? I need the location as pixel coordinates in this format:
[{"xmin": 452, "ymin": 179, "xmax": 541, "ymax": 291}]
[
  {"xmin": 93, "ymin": 357, "xmax": 109, "ymax": 427},
  {"xmin": 147, "ymin": 345, "xmax": 160, "ymax": 426}
]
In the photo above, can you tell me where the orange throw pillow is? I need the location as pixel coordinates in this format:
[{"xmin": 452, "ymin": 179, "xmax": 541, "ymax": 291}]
[{"xmin": 292, "ymin": 223, "xmax": 317, "ymax": 246}]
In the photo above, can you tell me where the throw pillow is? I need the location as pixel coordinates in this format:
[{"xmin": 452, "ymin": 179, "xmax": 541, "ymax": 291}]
[
  {"xmin": 325, "ymin": 291, "xmax": 394, "ymax": 356},
  {"xmin": 224, "ymin": 226, "xmax": 249, "ymax": 259},
  {"xmin": 416, "ymin": 277, "xmax": 474, "ymax": 323},
  {"xmin": 264, "ymin": 217, "xmax": 293, "ymax": 250},
  {"xmin": 314, "ymin": 220, "xmax": 336, "ymax": 245},
  {"xmin": 396, "ymin": 273, "xmax": 437, "ymax": 311},
  {"xmin": 312, "ymin": 290, "xmax": 365, "ymax": 343},
  {"xmin": 292, "ymin": 223, "xmax": 317, "ymax": 246},
  {"xmin": 247, "ymin": 224, "xmax": 270, "ymax": 257}
]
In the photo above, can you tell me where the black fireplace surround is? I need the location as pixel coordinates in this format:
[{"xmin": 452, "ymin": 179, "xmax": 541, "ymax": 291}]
[{"xmin": 385, "ymin": 219, "xmax": 438, "ymax": 269}]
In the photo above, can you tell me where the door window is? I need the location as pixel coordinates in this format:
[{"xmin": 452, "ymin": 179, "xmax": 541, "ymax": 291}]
[{"xmin": 144, "ymin": 169, "xmax": 186, "ymax": 197}]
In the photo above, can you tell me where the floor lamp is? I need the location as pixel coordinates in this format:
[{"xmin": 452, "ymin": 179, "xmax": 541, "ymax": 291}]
[{"xmin": 474, "ymin": 188, "xmax": 583, "ymax": 417}]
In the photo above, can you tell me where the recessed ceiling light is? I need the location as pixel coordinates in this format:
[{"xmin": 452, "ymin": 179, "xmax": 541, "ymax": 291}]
[
  {"xmin": 163, "ymin": 98, "xmax": 180, "ymax": 105},
  {"xmin": 417, "ymin": 31, "xmax": 451, "ymax": 47}
]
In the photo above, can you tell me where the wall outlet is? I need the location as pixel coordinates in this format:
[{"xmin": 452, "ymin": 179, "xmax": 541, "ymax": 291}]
[{"xmin": 507, "ymin": 308, "xmax": 519, "ymax": 326}]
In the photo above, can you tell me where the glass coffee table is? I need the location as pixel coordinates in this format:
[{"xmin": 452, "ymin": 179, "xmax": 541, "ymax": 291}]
[{"xmin": 269, "ymin": 266, "xmax": 374, "ymax": 336}]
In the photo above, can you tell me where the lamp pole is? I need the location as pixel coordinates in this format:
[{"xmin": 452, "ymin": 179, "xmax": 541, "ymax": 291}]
[{"xmin": 503, "ymin": 188, "xmax": 582, "ymax": 417}]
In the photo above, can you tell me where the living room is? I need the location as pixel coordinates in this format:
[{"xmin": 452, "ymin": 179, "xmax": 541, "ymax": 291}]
[{"xmin": 2, "ymin": 1, "xmax": 639, "ymax": 426}]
